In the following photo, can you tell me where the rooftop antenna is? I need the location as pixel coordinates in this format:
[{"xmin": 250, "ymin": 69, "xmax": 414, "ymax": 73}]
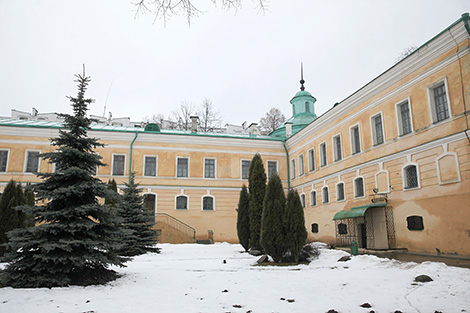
[
  {"xmin": 103, "ymin": 81, "xmax": 113, "ymax": 117},
  {"xmin": 300, "ymin": 62, "xmax": 305, "ymax": 91}
]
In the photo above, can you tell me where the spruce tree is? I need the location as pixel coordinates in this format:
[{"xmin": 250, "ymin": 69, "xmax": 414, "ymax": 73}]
[
  {"xmin": 1, "ymin": 71, "xmax": 127, "ymax": 288},
  {"xmin": 236, "ymin": 184, "xmax": 250, "ymax": 252},
  {"xmin": 248, "ymin": 153, "xmax": 266, "ymax": 251},
  {"xmin": 260, "ymin": 174, "xmax": 287, "ymax": 262},
  {"xmin": 285, "ymin": 189, "xmax": 308, "ymax": 263},
  {"xmin": 115, "ymin": 172, "xmax": 160, "ymax": 257}
]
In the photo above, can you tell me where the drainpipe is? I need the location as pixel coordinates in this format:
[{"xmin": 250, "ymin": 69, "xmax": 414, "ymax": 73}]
[
  {"xmin": 129, "ymin": 130, "xmax": 139, "ymax": 184},
  {"xmin": 458, "ymin": 13, "xmax": 470, "ymax": 143},
  {"xmin": 283, "ymin": 139, "xmax": 290, "ymax": 190}
]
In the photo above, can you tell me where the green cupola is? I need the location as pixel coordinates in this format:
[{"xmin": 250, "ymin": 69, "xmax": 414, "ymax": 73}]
[{"xmin": 270, "ymin": 64, "xmax": 317, "ymax": 138}]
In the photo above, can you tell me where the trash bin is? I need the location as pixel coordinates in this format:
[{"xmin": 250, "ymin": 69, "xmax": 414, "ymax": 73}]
[{"xmin": 350, "ymin": 240, "xmax": 358, "ymax": 256}]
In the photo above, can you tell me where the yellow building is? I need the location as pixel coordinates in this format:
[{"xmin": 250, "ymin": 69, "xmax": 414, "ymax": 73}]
[{"xmin": 1, "ymin": 14, "xmax": 469, "ymax": 255}]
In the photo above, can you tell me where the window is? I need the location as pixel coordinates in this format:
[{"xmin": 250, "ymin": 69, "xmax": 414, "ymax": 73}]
[
  {"xmin": 333, "ymin": 135, "xmax": 342, "ymax": 162},
  {"xmin": 428, "ymin": 80, "xmax": 450, "ymax": 123},
  {"xmin": 407, "ymin": 216, "xmax": 424, "ymax": 231},
  {"xmin": 25, "ymin": 151, "xmax": 40, "ymax": 173},
  {"xmin": 310, "ymin": 190, "xmax": 317, "ymax": 206},
  {"xmin": 305, "ymin": 102, "xmax": 310, "ymax": 113},
  {"xmin": 0, "ymin": 150, "xmax": 8, "ymax": 172},
  {"xmin": 291, "ymin": 159, "xmax": 296, "ymax": 179},
  {"xmin": 143, "ymin": 194, "xmax": 156, "ymax": 223},
  {"xmin": 311, "ymin": 223, "xmax": 319, "ymax": 233},
  {"xmin": 371, "ymin": 113, "xmax": 384, "ymax": 146},
  {"xmin": 350, "ymin": 125, "xmax": 361, "ymax": 154},
  {"xmin": 112, "ymin": 154, "xmax": 125, "ymax": 176},
  {"xmin": 336, "ymin": 182, "xmax": 345, "ymax": 201},
  {"xmin": 300, "ymin": 194, "xmax": 306, "ymax": 208},
  {"xmin": 144, "ymin": 156, "xmax": 157, "ymax": 177},
  {"xmin": 396, "ymin": 100, "xmax": 412, "ymax": 136},
  {"xmin": 241, "ymin": 160, "xmax": 251, "ymax": 179},
  {"xmin": 204, "ymin": 158, "xmax": 216, "ymax": 178},
  {"xmin": 202, "ymin": 196, "xmax": 214, "ymax": 211},
  {"xmin": 322, "ymin": 186, "xmax": 329, "ymax": 204},
  {"xmin": 177, "ymin": 157, "xmax": 189, "ymax": 177},
  {"xmin": 176, "ymin": 195, "xmax": 188, "ymax": 210},
  {"xmin": 338, "ymin": 223, "xmax": 348, "ymax": 235},
  {"xmin": 403, "ymin": 164, "xmax": 419, "ymax": 189},
  {"xmin": 299, "ymin": 155, "xmax": 304, "ymax": 176},
  {"xmin": 354, "ymin": 177, "xmax": 365, "ymax": 198},
  {"xmin": 320, "ymin": 142, "xmax": 327, "ymax": 167},
  {"xmin": 308, "ymin": 149, "xmax": 315, "ymax": 172},
  {"xmin": 267, "ymin": 161, "xmax": 278, "ymax": 179}
]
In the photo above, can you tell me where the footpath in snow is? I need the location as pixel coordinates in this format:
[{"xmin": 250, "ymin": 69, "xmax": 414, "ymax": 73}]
[{"xmin": 1, "ymin": 243, "xmax": 469, "ymax": 313}]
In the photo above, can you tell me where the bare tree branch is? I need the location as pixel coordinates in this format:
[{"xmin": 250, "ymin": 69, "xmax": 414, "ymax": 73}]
[
  {"xmin": 173, "ymin": 101, "xmax": 196, "ymax": 130},
  {"xmin": 259, "ymin": 107, "xmax": 285, "ymax": 135},
  {"xmin": 198, "ymin": 98, "xmax": 222, "ymax": 132}
]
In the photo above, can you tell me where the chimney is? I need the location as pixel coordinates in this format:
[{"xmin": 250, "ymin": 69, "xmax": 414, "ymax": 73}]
[
  {"xmin": 190, "ymin": 116, "xmax": 199, "ymax": 133},
  {"xmin": 32, "ymin": 107, "xmax": 38, "ymax": 117},
  {"xmin": 285, "ymin": 122, "xmax": 293, "ymax": 138},
  {"xmin": 249, "ymin": 123, "xmax": 258, "ymax": 136}
]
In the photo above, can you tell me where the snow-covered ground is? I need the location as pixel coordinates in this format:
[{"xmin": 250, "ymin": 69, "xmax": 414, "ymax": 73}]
[{"xmin": 1, "ymin": 243, "xmax": 469, "ymax": 313}]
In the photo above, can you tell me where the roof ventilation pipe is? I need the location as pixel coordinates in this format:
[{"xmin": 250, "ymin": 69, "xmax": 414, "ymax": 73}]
[
  {"xmin": 285, "ymin": 122, "xmax": 293, "ymax": 138},
  {"xmin": 190, "ymin": 116, "xmax": 199, "ymax": 133},
  {"xmin": 249, "ymin": 123, "xmax": 258, "ymax": 136}
]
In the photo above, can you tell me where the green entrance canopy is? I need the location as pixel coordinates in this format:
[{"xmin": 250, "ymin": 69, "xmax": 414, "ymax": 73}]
[{"xmin": 333, "ymin": 202, "xmax": 386, "ymax": 220}]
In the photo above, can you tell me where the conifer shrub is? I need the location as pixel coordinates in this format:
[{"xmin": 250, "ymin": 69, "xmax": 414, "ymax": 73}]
[
  {"xmin": 236, "ymin": 184, "xmax": 250, "ymax": 252},
  {"xmin": 260, "ymin": 174, "xmax": 287, "ymax": 262},
  {"xmin": 284, "ymin": 189, "xmax": 308, "ymax": 263},
  {"xmin": 248, "ymin": 153, "xmax": 266, "ymax": 251}
]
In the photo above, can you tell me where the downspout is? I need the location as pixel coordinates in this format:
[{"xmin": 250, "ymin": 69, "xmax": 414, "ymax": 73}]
[
  {"xmin": 458, "ymin": 13, "xmax": 470, "ymax": 143},
  {"xmin": 129, "ymin": 131, "xmax": 139, "ymax": 184},
  {"xmin": 283, "ymin": 139, "xmax": 290, "ymax": 190}
]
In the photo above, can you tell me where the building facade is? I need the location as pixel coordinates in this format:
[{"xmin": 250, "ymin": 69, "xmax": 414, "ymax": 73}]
[{"xmin": 1, "ymin": 14, "xmax": 469, "ymax": 255}]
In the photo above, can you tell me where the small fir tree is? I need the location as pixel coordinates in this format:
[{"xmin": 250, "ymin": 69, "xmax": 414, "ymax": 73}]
[
  {"xmin": 260, "ymin": 174, "xmax": 287, "ymax": 262},
  {"xmin": 115, "ymin": 172, "xmax": 160, "ymax": 257},
  {"xmin": 105, "ymin": 179, "xmax": 119, "ymax": 208},
  {"xmin": 248, "ymin": 153, "xmax": 266, "ymax": 251},
  {"xmin": 0, "ymin": 180, "xmax": 21, "ymax": 257},
  {"xmin": 1, "ymin": 71, "xmax": 127, "ymax": 288},
  {"xmin": 236, "ymin": 184, "xmax": 250, "ymax": 252},
  {"xmin": 284, "ymin": 189, "xmax": 308, "ymax": 263}
]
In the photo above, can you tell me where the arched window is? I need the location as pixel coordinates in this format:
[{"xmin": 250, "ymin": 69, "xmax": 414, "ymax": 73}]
[
  {"xmin": 300, "ymin": 194, "xmax": 306, "ymax": 208},
  {"xmin": 322, "ymin": 186, "xmax": 329, "ymax": 204},
  {"xmin": 310, "ymin": 190, "xmax": 317, "ymax": 206},
  {"xmin": 354, "ymin": 177, "xmax": 365, "ymax": 198},
  {"xmin": 202, "ymin": 196, "xmax": 214, "ymax": 211},
  {"xmin": 311, "ymin": 223, "xmax": 319, "ymax": 233},
  {"xmin": 176, "ymin": 195, "xmax": 188, "ymax": 210},
  {"xmin": 336, "ymin": 182, "xmax": 345, "ymax": 201},
  {"xmin": 143, "ymin": 193, "xmax": 156, "ymax": 224},
  {"xmin": 403, "ymin": 165, "xmax": 419, "ymax": 189},
  {"xmin": 305, "ymin": 101, "xmax": 310, "ymax": 113}
]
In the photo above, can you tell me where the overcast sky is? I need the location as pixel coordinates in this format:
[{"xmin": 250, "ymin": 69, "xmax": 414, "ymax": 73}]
[{"xmin": 1, "ymin": 0, "xmax": 469, "ymax": 126}]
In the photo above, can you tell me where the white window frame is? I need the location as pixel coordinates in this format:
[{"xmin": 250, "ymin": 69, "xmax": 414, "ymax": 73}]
[
  {"xmin": 201, "ymin": 195, "xmax": 215, "ymax": 211},
  {"xmin": 291, "ymin": 158, "xmax": 296, "ymax": 179},
  {"xmin": 0, "ymin": 149, "xmax": 10, "ymax": 172},
  {"xmin": 175, "ymin": 194, "xmax": 189, "ymax": 210},
  {"xmin": 307, "ymin": 148, "xmax": 315, "ymax": 172},
  {"xmin": 332, "ymin": 134, "xmax": 342, "ymax": 162},
  {"xmin": 298, "ymin": 154, "xmax": 305, "ymax": 176},
  {"xmin": 241, "ymin": 159, "xmax": 251, "ymax": 180},
  {"xmin": 436, "ymin": 152, "xmax": 461, "ymax": 185},
  {"xmin": 336, "ymin": 181, "xmax": 345, "ymax": 202},
  {"xmin": 427, "ymin": 77, "xmax": 452, "ymax": 124},
  {"xmin": 203, "ymin": 157, "xmax": 217, "ymax": 179},
  {"xmin": 267, "ymin": 160, "xmax": 278, "ymax": 179},
  {"xmin": 349, "ymin": 123, "xmax": 362, "ymax": 155},
  {"xmin": 395, "ymin": 97, "xmax": 414, "ymax": 137},
  {"xmin": 319, "ymin": 142, "xmax": 327, "ymax": 167},
  {"xmin": 402, "ymin": 163, "xmax": 421, "ymax": 191},
  {"xmin": 176, "ymin": 156, "xmax": 190, "ymax": 178},
  {"xmin": 143, "ymin": 155, "xmax": 158, "ymax": 177},
  {"xmin": 370, "ymin": 112, "xmax": 385, "ymax": 146},
  {"xmin": 111, "ymin": 153, "xmax": 126, "ymax": 176},
  {"xmin": 322, "ymin": 186, "xmax": 329, "ymax": 204},
  {"xmin": 24, "ymin": 149, "xmax": 41, "ymax": 173},
  {"xmin": 310, "ymin": 189, "xmax": 317, "ymax": 207},
  {"xmin": 353, "ymin": 176, "xmax": 365, "ymax": 199}
]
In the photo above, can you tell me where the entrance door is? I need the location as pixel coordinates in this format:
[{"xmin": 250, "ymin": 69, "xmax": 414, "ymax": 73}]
[
  {"xmin": 371, "ymin": 206, "xmax": 389, "ymax": 249},
  {"xmin": 359, "ymin": 223, "xmax": 367, "ymax": 248}
]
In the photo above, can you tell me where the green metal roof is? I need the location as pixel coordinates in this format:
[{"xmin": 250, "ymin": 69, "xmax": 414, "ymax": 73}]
[{"xmin": 333, "ymin": 202, "xmax": 386, "ymax": 220}]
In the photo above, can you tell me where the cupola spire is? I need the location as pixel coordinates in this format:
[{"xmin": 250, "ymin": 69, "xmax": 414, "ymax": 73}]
[{"xmin": 300, "ymin": 62, "xmax": 305, "ymax": 91}]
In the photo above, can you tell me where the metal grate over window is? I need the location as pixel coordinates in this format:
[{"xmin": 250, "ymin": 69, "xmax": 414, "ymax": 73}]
[
  {"xmin": 404, "ymin": 165, "xmax": 418, "ymax": 189},
  {"xmin": 337, "ymin": 183, "xmax": 345, "ymax": 201}
]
